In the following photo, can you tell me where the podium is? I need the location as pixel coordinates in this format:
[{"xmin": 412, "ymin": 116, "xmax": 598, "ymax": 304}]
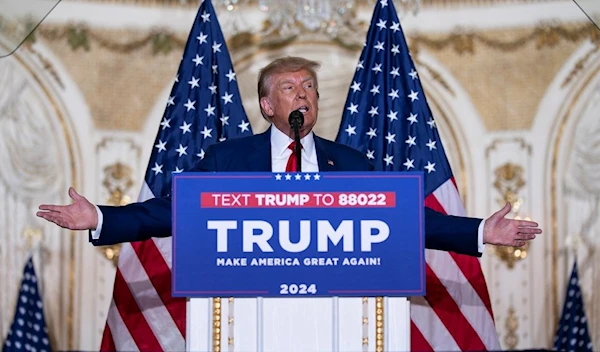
[{"xmin": 172, "ymin": 172, "xmax": 424, "ymax": 352}]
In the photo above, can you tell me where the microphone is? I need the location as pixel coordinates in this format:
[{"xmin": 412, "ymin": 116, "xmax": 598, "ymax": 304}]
[{"xmin": 288, "ymin": 110, "xmax": 304, "ymax": 172}]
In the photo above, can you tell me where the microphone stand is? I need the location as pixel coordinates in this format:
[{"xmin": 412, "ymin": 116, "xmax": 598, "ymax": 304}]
[
  {"xmin": 288, "ymin": 110, "xmax": 304, "ymax": 172},
  {"xmin": 293, "ymin": 124, "xmax": 301, "ymax": 172}
]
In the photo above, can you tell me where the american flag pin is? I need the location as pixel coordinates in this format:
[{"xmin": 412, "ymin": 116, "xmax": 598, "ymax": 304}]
[{"xmin": 328, "ymin": 160, "xmax": 334, "ymax": 165}]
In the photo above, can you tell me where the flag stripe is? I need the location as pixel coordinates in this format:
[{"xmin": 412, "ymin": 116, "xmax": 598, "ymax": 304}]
[
  {"xmin": 132, "ymin": 239, "xmax": 187, "ymax": 336},
  {"xmin": 113, "ymin": 270, "xmax": 162, "ymax": 351},
  {"xmin": 424, "ymin": 264, "xmax": 487, "ymax": 351},
  {"xmin": 100, "ymin": 324, "xmax": 116, "ymax": 351},
  {"xmin": 119, "ymin": 244, "xmax": 185, "ymax": 350},
  {"xmin": 106, "ymin": 299, "xmax": 139, "ymax": 351},
  {"xmin": 410, "ymin": 320, "xmax": 434, "ymax": 351},
  {"xmin": 410, "ymin": 296, "xmax": 460, "ymax": 351}
]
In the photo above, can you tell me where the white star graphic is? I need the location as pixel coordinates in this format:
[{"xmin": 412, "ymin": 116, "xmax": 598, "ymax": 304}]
[
  {"xmin": 409, "ymin": 69, "xmax": 418, "ymax": 79},
  {"xmin": 390, "ymin": 67, "xmax": 400, "ymax": 77},
  {"xmin": 204, "ymin": 104, "xmax": 216, "ymax": 116},
  {"xmin": 408, "ymin": 90, "xmax": 419, "ymax": 102},
  {"xmin": 407, "ymin": 112, "xmax": 418, "ymax": 125},
  {"xmin": 370, "ymin": 85, "xmax": 380, "ymax": 95},
  {"xmin": 426, "ymin": 139, "xmax": 437, "ymax": 151},
  {"xmin": 380, "ymin": 0, "xmax": 388, "ymax": 7},
  {"xmin": 372, "ymin": 63, "xmax": 383, "ymax": 73},
  {"xmin": 427, "ymin": 118, "xmax": 437, "ymax": 129},
  {"xmin": 387, "ymin": 110, "xmax": 398, "ymax": 122},
  {"xmin": 151, "ymin": 162, "xmax": 163, "ymax": 175},
  {"xmin": 200, "ymin": 126, "xmax": 212, "ymax": 139},
  {"xmin": 220, "ymin": 115, "xmax": 229, "ymax": 125},
  {"xmin": 155, "ymin": 140, "xmax": 167, "ymax": 152},
  {"xmin": 384, "ymin": 154, "xmax": 394, "ymax": 166},
  {"xmin": 304, "ymin": 174, "xmax": 311, "ymax": 180},
  {"xmin": 275, "ymin": 174, "xmax": 282, "ymax": 181},
  {"xmin": 212, "ymin": 41, "xmax": 222, "ymax": 53},
  {"xmin": 201, "ymin": 11, "xmax": 210, "ymax": 22},
  {"xmin": 405, "ymin": 135, "xmax": 417, "ymax": 147},
  {"xmin": 366, "ymin": 128, "xmax": 377, "ymax": 139},
  {"xmin": 350, "ymin": 81, "xmax": 361, "ymax": 92},
  {"xmin": 212, "ymin": 65, "xmax": 218, "ymax": 74},
  {"xmin": 174, "ymin": 166, "xmax": 184, "ymax": 174},
  {"xmin": 388, "ymin": 89, "xmax": 399, "ymax": 100},
  {"xmin": 345, "ymin": 124, "xmax": 357, "ymax": 136},
  {"xmin": 184, "ymin": 99, "xmax": 196, "ymax": 111},
  {"xmin": 221, "ymin": 92, "xmax": 233, "ymax": 104},
  {"xmin": 366, "ymin": 150, "xmax": 375, "ymax": 159},
  {"xmin": 208, "ymin": 83, "xmax": 217, "ymax": 94},
  {"xmin": 167, "ymin": 96, "xmax": 175, "ymax": 106},
  {"xmin": 313, "ymin": 174, "xmax": 321, "ymax": 180},
  {"xmin": 376, "ymin": 19, "xmax": 387, "ymax": 30},
  {"xmin": 391, "ymin": 45, "xmax": 400, "ymax": 55},
  {"xmin": 175, "ymin": 144, "xmax": 188, "ymax": 157},
  {"xmin": 197, "ymin": 149, "xmax": 205, "ymax": 159},
  {"xmin": 346, "ymin": 103, "xmax": 359, "ymax": 115},
  {"xmin": 160, "ymin": 117, "xmax": 171, "ymax": 130},
  {"xmin": 196, "ymin": 32, "xmax": 208, "ymax": 44},
  {"xmin": 180, "ymin": 121, "xmax": 192, "ymax": 134},
  {"xmin": 192, "ymin": 54, "xmax": 204, "ymax": 66},
  {"xmin": 368, "ymin": 106, "xmax": 379, "ymax": 117},
  {"xmin": 175, "ymin": 74, "xmax": 179, "ymax": 83},
  {"xmin": 238, "ymin": 120, "xmax": 250, "ymax": 132},
  {"xmin": 285, "ymin": 174, "xmax": 292, "ymax": 181},
  {"xmin": 424, "ymin": 161, "xmax": 436, "ymax": 173},
  {"xmin": 225, "ymin": 69, "xmax": 236, "ymax": 82},
  {"xmin": 295, "ymin": 174, "xmax": 302, "ymax": 180},
  {"xmin": 385, "ymin": 132, "xmax": 396, "ymax": 144},
  {"xmin": 356, "ymin": 60, "xmax": 364, "ymax": 71},
  {"xmin": 403, "ymin": 158, "xmax": 415, "ymax": 170},
  {"xmin": 188, "ymin": 76, "xmax": 200, "ymax": 89},
  {"xmin": 390, "ymin": 21, "xmax": 400, "ymax": 32}
]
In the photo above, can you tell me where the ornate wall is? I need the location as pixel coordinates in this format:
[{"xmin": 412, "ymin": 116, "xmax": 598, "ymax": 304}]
[{"xmin": 0, "ymin": 0, "xmax": 599, "ymax": 350}]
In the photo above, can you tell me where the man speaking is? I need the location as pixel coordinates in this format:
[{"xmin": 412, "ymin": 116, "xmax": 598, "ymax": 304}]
[{"xmin": 36, "ymin": 56, "xmax": 541, "ymax": 256}]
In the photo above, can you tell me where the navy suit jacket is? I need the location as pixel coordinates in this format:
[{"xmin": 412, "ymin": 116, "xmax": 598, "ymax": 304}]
[{"xmin": 93, "ymin": 129, "xmax": 482, "ymax": 257}]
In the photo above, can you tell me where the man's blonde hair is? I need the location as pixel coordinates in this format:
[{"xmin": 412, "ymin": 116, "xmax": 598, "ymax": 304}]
[{"xmin": 257, "ymin": 56, "xmax": 320, "ymax": 120}]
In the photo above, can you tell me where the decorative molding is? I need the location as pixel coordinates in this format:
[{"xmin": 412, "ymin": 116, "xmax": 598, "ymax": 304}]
[
  {"xmin": 70, "ymin": 0, "xmax": 563, "ymax": 9},
  {"xmin": 213, "ymin": 298, "xmax": 222, "ymax": 352},
  {"xmin": 561, "ymin": 44, "xmax": 600, "ymax": 88},
  {"xmin": 410, "ymin": 23, "xmax": 599, "ymax": 55},
  {"xmin": 504, "ymin": 305, "xmax": 519, "ymax": 349},
  {"xmin": 375, "ymin": 297, "xmax": 384, "ymax": 352}
]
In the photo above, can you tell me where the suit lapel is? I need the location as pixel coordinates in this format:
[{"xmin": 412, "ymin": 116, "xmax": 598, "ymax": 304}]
[
  {"xmin": 314, "ymin": 135, "xmax": 337, "ymax": 172},
  {"xmin": 245, "ymin": 128, "xmax": 272, "ymax": 172}
]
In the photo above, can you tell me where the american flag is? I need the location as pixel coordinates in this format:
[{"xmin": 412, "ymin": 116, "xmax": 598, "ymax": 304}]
[
  {"xmin": 99, "ymin": 0, "xmax": 252, "ymax": 350},
  {"xmin": 2, "ymin": 257, "xmax": 52, "ymax": 352},
  {"xmin": 336, "ymin": 0, "xmax": 500, "ymax": 350},
  {"xmin": 554, "ymin": 261, "xmax": 593, "ymax": 352}
]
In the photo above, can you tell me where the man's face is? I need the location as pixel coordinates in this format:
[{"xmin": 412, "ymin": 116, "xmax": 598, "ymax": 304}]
[{"xmin": 260, "ymin": 69, "xmax": 318, "ymax": 138}]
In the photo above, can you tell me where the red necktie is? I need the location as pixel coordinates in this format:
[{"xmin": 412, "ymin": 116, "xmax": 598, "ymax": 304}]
[{"xmin": 286, "ymin": 142, "xmax": 298, "ymax": 172}]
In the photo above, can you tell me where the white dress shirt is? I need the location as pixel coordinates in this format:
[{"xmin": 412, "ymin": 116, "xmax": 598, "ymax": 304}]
[{"xmin": 92, "ymin": 125, "xmax": 484, "ymax": 253}]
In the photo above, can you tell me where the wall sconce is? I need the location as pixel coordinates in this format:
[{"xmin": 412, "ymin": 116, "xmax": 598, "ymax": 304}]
[
  {"xmin": 97, "ymin": 162, "xmax": 134, "ymax": 267},
  {"xmin": 492, "ymin": 163, "xmax": 530, "ymax": 269}
]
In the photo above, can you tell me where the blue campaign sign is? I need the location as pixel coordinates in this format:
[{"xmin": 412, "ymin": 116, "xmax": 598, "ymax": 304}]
[{"xmin": 172, "ymin": 171, "xmax": 425, "ymax": 298}]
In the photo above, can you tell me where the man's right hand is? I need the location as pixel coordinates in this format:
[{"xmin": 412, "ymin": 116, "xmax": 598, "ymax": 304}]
[{"xmin": 37, "ymin": 187, "xmax": 98, "ymax": 230}]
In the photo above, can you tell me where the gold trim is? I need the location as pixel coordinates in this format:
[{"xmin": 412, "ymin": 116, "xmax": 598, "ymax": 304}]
[
  {"xmin": 10, "ymin": 45, "xmax": 79, "ymax": 350},
  {"xmin": 549, "ymin": 61, "xmax": 600, "ymax": 334},
  {"xmin": 213, "ymin": 298, "xmax": 222, "ymax": 352},
  {"xmin": 411, "ymin": 23, "xmax": 599, "ymax": 55},
  {"xmin": 58, "ymin": 0, "xmax": 564, "ymax": 9},
  {"xmin": 375, "ymin": 297, "xmax": 384, "ymax": 352}
]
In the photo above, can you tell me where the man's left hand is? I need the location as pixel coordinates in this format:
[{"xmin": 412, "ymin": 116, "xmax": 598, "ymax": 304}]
[{"xmin": 483, "ymin": 202, "xmax": 542, "ymax": 247}]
